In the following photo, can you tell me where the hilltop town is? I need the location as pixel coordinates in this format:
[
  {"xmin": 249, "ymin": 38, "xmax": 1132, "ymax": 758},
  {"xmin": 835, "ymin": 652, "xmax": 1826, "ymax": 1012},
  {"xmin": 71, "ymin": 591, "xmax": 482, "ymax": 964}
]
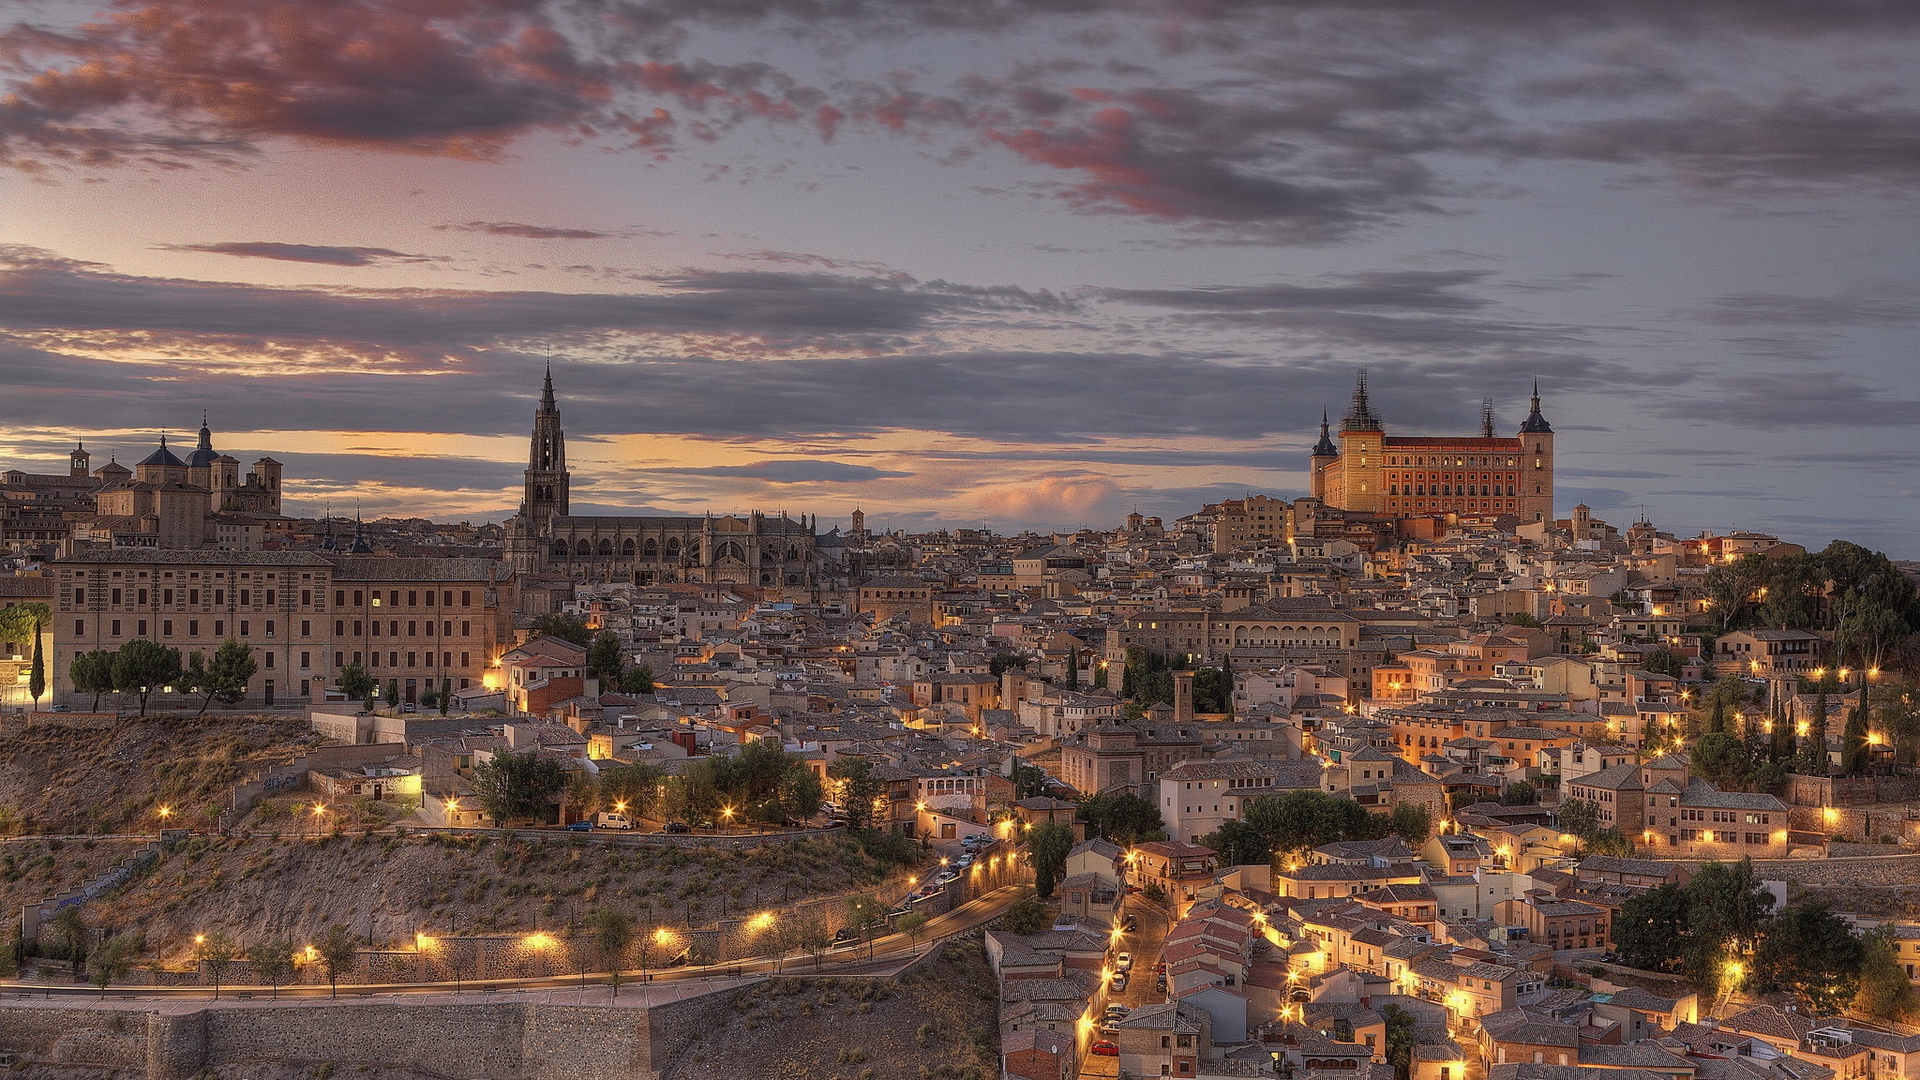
[{"xmin": 1, "ymin": 374, "xmax": 1919, "ymax": 1080}]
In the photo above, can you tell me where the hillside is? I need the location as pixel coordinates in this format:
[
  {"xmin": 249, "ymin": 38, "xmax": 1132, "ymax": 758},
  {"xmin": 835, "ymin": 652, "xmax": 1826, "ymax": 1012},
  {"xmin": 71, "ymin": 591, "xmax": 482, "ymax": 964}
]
[
  {"xmin": 0, "ymin": 714, "xmax": 319, "ymax": 835},
  {"xmin": 82, "ymin": 829, "xmax": 918, "ymax": 960},
  {"xmin": 663, "ymin": 938, "xmax": 999, "ymax": 1080}
]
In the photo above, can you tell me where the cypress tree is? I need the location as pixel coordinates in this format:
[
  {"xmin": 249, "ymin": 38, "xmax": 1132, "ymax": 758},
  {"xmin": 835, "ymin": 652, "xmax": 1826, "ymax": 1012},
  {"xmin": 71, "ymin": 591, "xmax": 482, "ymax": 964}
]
[
  {"xmin": 1802, "ymin": 688, "xmax": 1830, "ymax": 775},
  {"xmin": 1065, "ymin": 647, "xmax": 1079, "ymax": 691},
  {"xmin": 1842, "ymin": 700, "xmax": 1871, "ymax": 776}
]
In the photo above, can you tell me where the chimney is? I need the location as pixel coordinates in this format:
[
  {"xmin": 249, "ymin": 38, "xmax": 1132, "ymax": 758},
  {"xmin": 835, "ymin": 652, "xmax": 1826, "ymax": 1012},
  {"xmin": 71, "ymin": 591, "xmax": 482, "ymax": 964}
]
[{"xmin": 1173, "ymin": 670, "xmax": 1196, "ymax": 722}]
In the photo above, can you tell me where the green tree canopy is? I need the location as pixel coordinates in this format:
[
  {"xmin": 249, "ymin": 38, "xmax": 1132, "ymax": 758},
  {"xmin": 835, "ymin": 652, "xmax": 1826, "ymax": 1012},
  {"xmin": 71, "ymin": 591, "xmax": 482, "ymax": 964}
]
[
  {"xmin": 337, "ymin": 661, "xmax": 375, "ymax": 707},
  {"xmin": 1754, "ymin": 897, "xmax": 1862, "ymax": 1013},
  {"xmin": 470, "ymin": 749, "xmax": 570, "ymax": 825},
  {"xmin": 618, "ymin": 665, "xmax": 655, "ymax": 694},
  {"xmin": 1075, "ymin": 792, "xmax": 1165, "ymax": 844},
  {"xmin": 182, "ymin": 638, "xmax": 257, "ymax": 717},
  {"xmin": 112, "ymin": 639, "xmax": 181, "ymax": 717},
  {"xmin": 245, "ymin": 939, "xmax": 296, "ymax": 1000},
  {"xmin": 828, "ymin": 757, "xmax": 884, "ymax": 831},
  {"xmin": 1026, "ymin": 820, "xmax": 1075, "ymax": 898},
  {"xmin": 586, "ymin": 909, "xmax": 634, "ymax": 997},
  {"xmin": 316, "ymin": 924, "xmax": 359, "ymax": 998},
  {"xmin": 68, "ymin": 648, "xmax": 117, "ymax": 711},
  {"xmin": 586, "ymin": 631, "xmax": 624, "ymax": 685},
  {"xmin": 531, "ymin": 612, "xmax": 594, "ymax": 647}
]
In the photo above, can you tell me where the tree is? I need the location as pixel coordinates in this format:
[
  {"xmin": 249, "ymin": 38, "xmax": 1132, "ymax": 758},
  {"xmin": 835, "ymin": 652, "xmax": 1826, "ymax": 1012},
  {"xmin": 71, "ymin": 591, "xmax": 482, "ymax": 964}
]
[
  {"xmin": 86, "ymin": 935, "xmax": 138, "ymax": 998},
  {"xmin": 1075, "ymin": 793, "xmax": 1165, "ymax": 844},
  {"xmin": 531, "ymin": 612, "xmax": 593, "ymax": 647},
  {"xmin": 1704, "ymin": 555, "xmax": 1769, "ymax": 630},
  {"xmin": 1842, "ymin": 699, "xmax": 1872, "ymax": 776},
  {"xmin": 470, "ymin": 749, "xmax": 570, "ymax": 825},
  {"xmin": 1011, "ymin": 761, "xmax": 1048, "ymax": 799},
  {"xmin": 586, "ymin": 909, "xmax": 634, "ymax": 998},
  {"xmin": 338, "ymin": 662, "xmax": 376, "ymax": 710},
  {"xmin": 1387, "ymin": 802, "xmax": 1431, "ymax": 846},
  {"xmin": 785, "ymin": 912, "xmax": 828, "ymax": 971},
  {"xmin": 1243, "ymin": 789, "xmax": 1373, "ymax": 857},
  {"xmin": 1092, "ymin": 660, "xmax": 1108, "ymax": 689},
  {"xmin": 439, "ymin": 677, "xmax": 453, "ymax": 716},
  {"xmin": 316, "ymin": 924, "xmax": 359, "ymax": 998},
  {"xmin": 1801, "ymin": 688, "xmax": 1831, "ymax": 776},
  {"xmin": 1065, "ymin": 647, "xmax": 1079, "ymax": 691},
  {"xmin": 989, "ymin": 653, "xmax": 1030, "ymax": 678},
  {"xmin": 1499, "ymin": 781, "xmax": 1538, "ymax": 806},
  {"xmin": 778, "ymin": 767, "xmax": 825, "ymax": 821},
  {"xmin": 246, "ymin": 938, "xmax": 295, "ymax": 1000},
  {"xmin": 69, "ymin": 648, "xmax": 117, "ymax": 711},
  {"xmin": 193, "ymin": 932, "xmax": 237, "ymax": 998},
  {"xmin": 897, "ymin": 911, "xmax": 930, "ymax": 946},
  {"xmin": 1026, "ymin": 820, "xmax": 1075, "ymax": 898},
  {"xmin": 0, "ymin": 603, "xmax": 49, "ymax": 708},
  {"xmin": 1856, "ymin": 926, "xmax": 1917, "ymax": 1021},
  {"xmin": 1504, "ymin": 612, "xmax": 1542, "ymax": 629},
  {"xmin": 1192, "ymin": 665, "xmax": 1233, "ymax": 714},
  {"xmin": 1754, "ymin": 897, "xmax": 1861, "ymax": 1013},
  {"xmin": 997, "ymin": 897, "xmax": 1050, "ymax": 935},
  {"xmin": 1682, "ymin": 859, "xmax": 1775, "ymax": 998},
  {"xmin": 600, "ymin": 761, "xmax": 664, "ymax": 819},
  {"xmin": 182, "ymin": 639, "xmax": 257, "ymax": 717},
  {"xmin": 587, "ymin": 631, "xmax": 625, "ymax": 686},
  {"xmin": 1614, "ymin": 882, "xmax": 1690, "ymax": 973},
  {"xmin": 1203, "ymin": 819, "xmax": 1271, "ymax": 868},
  {"xmin": 1382, "ymin": 1004, "xmax": 1417, "ymax": 1080},
  {"xmin": 845, "ymin": 894, "xmax": 889, "ymax": 960},
  {"xmin": 1556, "ymin": 798, "xmax": 1601, "ymax": 841},
  {"xmin": 1642, "ymin": 647, "xmax": 1687, "ymax": 677},
  {"xmin": 1691, "ymin": 732, "xmax": 1752, "ymax": 789},
  {"xmin": 112, "ymin": 639, "xmax": 181, "ymax": 717},
  {"xmin": 618, "ymin": 666, "xmax": 655, "ymax": 694},
  {"xmin": 829, "ymin": 758, "xmax": 884, "ymax": 831}
]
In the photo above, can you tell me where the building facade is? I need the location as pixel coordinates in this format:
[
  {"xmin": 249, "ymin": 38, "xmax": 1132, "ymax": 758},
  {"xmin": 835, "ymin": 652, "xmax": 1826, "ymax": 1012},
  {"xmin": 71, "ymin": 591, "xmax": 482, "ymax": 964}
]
[
  {"xmin": 1311, "ymin": 373, "xmax": 1555, "ymax": 523},
  {"xmin": 502, "ymin": 368, "xmax": 821, "ymax": 592}
]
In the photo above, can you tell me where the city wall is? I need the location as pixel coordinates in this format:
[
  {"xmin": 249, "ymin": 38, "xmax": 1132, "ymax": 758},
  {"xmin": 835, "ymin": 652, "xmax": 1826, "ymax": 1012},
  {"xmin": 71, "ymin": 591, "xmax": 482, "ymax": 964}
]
[{"xmin": 0, "ymin": 990, "xmax": 743, "ymax": 1080}]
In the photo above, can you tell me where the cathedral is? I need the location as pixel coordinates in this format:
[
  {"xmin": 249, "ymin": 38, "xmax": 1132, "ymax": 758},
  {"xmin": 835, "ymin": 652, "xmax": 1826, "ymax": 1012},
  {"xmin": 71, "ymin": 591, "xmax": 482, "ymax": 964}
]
[
  {"xmin": 503, "ymin": 368, "xmax": 820, "ymax": 589},
  {"xmin": 1310, "ymin": 372, "xmax": 1555, "ymax": 522}
]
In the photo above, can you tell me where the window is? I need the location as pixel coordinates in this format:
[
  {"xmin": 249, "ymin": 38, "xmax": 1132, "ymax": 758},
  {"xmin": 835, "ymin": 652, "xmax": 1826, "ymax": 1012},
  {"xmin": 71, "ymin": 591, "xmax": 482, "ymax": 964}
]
[
  {"xmin": 265, "ymin": 652, "xmax": 274, "ymax": 669},
  {"xmin": 239, "ymin": 620, "xmax": 250, "ymax": 637},
  {"xmin": 301, "ymin": 590, "xmax": 312, "ymax": 605},
  {"xmin": 354, "ymin": 590, "xmax": 364, "ymax": 606},
  {"xmin": 301, "ymin": 620, "xmax": 310, "ymax": 636},
  {"xmin": 189, "ymin": 620, "xmax": 198, "ymax": 636},
  {"xmin": 264, "ymin": 590, "xmax": 275, "ymax": 606},
  {"xmin": 77, "ymin": 619, "xmax": 86, "ymax": 636},
  {"xmin": 111, "ymin": 619, "xmax": 121, "ymax": 636},
  {"xmin": 214, "ymin": 620, "xmax": 224, "ymax": 636},
  {"xmin": 462, "ymin": 590, "xmax": 471, "ymax": 606},
  {"xmin": 266, "ymin": 620, "xmax": 275, "ymax": 638},
  {"xmin": 408, "ymin": 591, "xmax": 417, "ymax": 606},
  {"xmin": 300, "ymin": 652, "xmax": 311, "ymax": 669}
]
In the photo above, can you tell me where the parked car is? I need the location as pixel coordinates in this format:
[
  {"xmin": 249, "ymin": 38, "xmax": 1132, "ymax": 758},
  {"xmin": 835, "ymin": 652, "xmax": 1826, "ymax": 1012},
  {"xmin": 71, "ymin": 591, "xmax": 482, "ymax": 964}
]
[
  {"xmin": 832, "ymin": 928, "xmax": 860, "ymax": 945},
  {"xmin": 1122, "ymin": 915, "xmax": 1138, "ymax": 932},
  {"xmin": 1109, "ymin": 972, "xmax": 1129, "ymax": 992},
  {"xmin": 595, "ymin": 811, "xmax": 636, "ymax": 830},
  {"xmin": 662, "ymin": 821, "xmax": 691, "ymax": 834},
  {"xmin": 566, "ymin": 820, "xmax": 594, "ymax": 832},
  {"xmin": 401, "ymin": 703, "xmax": 418, "ymax": 713},
  {"xmin": 1104, "ymin": 1004, "xmax": 1132, "ymax": 1019},
  {"xmin": 1155, "ymin": 973, "xmax": 1167, "ymax": 992},
  {"xmin": 1114, "ymin": 951, "xmax": 1133, "ymax": 972},
  {"xmin": 1090, "ymin": 1041, "xmax": 1119, "ymax": 1057},
  {"xmin": 954, "ymin": 854, "xmax": 975, "ymax": 869}
]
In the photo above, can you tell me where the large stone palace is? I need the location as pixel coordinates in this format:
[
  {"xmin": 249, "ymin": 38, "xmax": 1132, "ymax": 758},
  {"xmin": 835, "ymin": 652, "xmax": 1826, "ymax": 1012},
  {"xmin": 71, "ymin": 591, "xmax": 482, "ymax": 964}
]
[
  {"xmin": 1310, "ymin": 372, "xmax": 1555, "ymax": 523},
  {"xmin": 502, "ymin": 368, "xmax": 820, "ymax": 590}
]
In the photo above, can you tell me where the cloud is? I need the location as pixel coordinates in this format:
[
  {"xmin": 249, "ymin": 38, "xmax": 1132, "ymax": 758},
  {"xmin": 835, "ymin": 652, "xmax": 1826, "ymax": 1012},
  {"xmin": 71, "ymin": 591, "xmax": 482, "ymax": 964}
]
[
  {"xmin": 657, "ymin": 460, "xmax": 913, "ymax": 483},
  {"xmin": 1686, "ymin": 290, "xmax": 1920, "ymax": 327},
  {"xmin": 0, "ymin": 246, "xmax": 1070, "ymax": 362},
  {"xmin": 1649, "ymin": 372, "xmax": 1920, "ymax": 429},
  {"xmin": 974, "ymin": 474, "xmax": 1121, "ymax": 522},
  {"xmin": 439, "ymin": 222, "xmax": 615, "ymax": 240},
  {"xmin": 157, "ymin": 242, "xmax": 435, "ymax": 266}
]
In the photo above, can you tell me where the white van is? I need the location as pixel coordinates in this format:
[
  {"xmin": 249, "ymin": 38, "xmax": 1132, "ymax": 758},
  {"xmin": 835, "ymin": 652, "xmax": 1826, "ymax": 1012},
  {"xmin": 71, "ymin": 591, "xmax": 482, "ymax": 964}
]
[{"xmin": 596, "ymin": 812, "xmax": 635, "ymax": 830}]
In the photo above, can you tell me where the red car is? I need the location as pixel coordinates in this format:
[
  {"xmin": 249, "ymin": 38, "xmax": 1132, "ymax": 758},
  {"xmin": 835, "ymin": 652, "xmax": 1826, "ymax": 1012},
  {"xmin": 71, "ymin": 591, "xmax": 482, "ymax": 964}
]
[{"xmin": 1090, "ymin": 1041, "xmax": 1119, "ymax": 1057}]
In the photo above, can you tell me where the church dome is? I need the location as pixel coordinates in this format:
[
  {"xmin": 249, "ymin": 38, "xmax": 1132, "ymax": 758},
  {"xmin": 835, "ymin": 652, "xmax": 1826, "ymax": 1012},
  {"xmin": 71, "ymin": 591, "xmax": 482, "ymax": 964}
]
[{"xmin": 138, "ymin": 436, "xmax": 187, "ymax": 469}]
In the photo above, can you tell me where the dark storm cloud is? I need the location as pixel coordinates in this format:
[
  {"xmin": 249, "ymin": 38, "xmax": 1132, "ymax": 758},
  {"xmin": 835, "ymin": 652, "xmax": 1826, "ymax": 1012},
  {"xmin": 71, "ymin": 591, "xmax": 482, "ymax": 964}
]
[
  {"xmin": 1686, "ymin": 290, "xmax": 1920, "ymax": 327},
  {"xmin": 438, "ymin": 222, "xmax": 617, "ymax": 240},
  {"xmin": 1648, "ymin": 372, "xmax": 1920, "ymax": 429},
  {"xmin": 157, "ymin": 242, "xmax": 436, "ymax": 266},
  {"xmin": 10, "ymin": 0, "xmax": 1917, "ymax": 244},
  {"xmin": 1101, "ymin": 271, "xmax": 1592, "ymax": 351},
  {"xmin": 657, "ymin": 460, "xmax": 914, "ymax": 482},
  {"xmin": 0, "ymin": 247, "xmax": 1067, "ymax": 356}
]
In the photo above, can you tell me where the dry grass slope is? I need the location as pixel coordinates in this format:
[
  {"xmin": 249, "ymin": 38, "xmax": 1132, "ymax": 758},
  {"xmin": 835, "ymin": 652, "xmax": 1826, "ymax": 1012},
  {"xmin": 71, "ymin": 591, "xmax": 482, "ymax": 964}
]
[{"xmin": 665, "ymin": 938, "xmax": 999, "ymax": 1080}]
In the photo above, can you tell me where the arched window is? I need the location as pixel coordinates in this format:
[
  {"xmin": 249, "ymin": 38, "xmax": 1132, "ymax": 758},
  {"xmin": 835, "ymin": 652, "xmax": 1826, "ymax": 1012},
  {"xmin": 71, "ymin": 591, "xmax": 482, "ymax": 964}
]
[
  {"xmin": 597, "ymin": 538, "xmax": 613, "ymax": 556},
  {"xmin": 716, "ymin": 540, "xmax": 745, "ymax": 563},
  {"xmin": 665, "ymin": 537, "xmax": 680, "ymax": 557},
  {"xmin": 621, "ymin": 537, "xmax": 635, "ymax": 556},
  {"xmin": 551, "ymin": 540, "xmax": 569, "ymax": 558},
  {"xmin": 575, "ymin": 539, "xmax": 593, "ymax": 557},
  {"xmin": 787, "ymin": 545, "xmax": 799, "ymax": 560},
  {"xmin": 760, "ymin": 572, "xmax": 773, "ymax": 585},
  {"xmin": 765, "ymin": 544, "xmax": 781, "ymax": 562},
  {"xmin": 643, "ymin": 537, "xmax": 659, "ymax": 557}
]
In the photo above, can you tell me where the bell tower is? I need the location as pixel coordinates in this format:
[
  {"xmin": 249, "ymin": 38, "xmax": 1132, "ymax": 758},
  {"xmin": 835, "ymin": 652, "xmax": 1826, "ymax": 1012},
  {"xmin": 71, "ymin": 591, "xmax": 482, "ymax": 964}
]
[{"xmin": 523, "ymin": 363, "xmax": 570, "ymax": 522}]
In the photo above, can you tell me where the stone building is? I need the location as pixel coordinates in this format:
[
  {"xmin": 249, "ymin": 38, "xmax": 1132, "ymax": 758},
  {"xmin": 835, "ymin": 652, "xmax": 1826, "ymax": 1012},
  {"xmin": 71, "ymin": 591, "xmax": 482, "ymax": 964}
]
[
  {"xmin": 502, "ymin": 368, "xmax": 820, "ymax": 592},
  {"xmin": 51, "ymin": 549, "xmax": 509, "ymax": 707},
  {"xmin": 1311, "ymin": 372, "xmax": 1555, "ymax": 523}
]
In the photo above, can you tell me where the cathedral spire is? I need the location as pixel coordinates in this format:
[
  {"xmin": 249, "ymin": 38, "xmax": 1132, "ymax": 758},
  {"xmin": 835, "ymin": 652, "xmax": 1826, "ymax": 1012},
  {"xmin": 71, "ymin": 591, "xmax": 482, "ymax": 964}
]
[
  {"xmin": 523, "ymin": 366, "xmax": 570, "ymax": 521},
  {"xmin": 541, "ymin": 361, "xmax": 557, "ymax": 412}
]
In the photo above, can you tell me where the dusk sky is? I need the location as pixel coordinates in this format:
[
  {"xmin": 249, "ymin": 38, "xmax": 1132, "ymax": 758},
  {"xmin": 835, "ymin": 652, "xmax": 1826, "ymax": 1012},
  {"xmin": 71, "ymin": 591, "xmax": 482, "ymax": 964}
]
[{"xmin": 3, "ymin": 0, "xmax": 1918, "ymax": 552}]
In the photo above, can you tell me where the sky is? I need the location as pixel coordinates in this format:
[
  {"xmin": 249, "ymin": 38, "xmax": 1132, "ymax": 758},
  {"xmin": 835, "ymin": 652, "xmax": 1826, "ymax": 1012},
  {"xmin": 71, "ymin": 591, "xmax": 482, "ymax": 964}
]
[{"xmin": 2, "ymin": 0, "xmax": 1919, "ymax": 553}]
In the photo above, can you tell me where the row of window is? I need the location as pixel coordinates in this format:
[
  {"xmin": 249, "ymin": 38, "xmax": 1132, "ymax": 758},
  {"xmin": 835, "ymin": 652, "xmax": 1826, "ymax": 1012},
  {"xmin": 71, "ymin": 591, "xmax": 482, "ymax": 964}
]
[
  {"xmin": 1681, "ymin": 809, "xmax": 1772, "ymax": 824},
  {"xmin": 336, "ymin": 650, "xmax": 473, "ymax": 670},
  {"xmin": 1390, "ymin": 483, "xmax": 1515, "ymax": 497},
  {"xmin": 66, "ymin": 585, "xmax": 480, "ymax": 611},
  {"xmin": 335, "ymin": 619, "xmax": 474, "ymax": 638}
]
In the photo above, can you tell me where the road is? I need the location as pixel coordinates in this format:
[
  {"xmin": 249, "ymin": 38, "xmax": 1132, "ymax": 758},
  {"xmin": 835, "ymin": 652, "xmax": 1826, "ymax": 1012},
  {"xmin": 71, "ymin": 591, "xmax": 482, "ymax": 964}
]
[{"xmin": 0, "ymin": 883, "xmax": 1028, "ymax": 1003}]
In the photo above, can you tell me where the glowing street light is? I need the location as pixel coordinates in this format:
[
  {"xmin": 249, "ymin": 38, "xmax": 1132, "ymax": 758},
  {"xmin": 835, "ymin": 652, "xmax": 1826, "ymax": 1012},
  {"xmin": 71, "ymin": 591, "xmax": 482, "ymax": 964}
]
[{"xmin": 157, "ymin": 805, "xmax": 173, "ymax": 822}]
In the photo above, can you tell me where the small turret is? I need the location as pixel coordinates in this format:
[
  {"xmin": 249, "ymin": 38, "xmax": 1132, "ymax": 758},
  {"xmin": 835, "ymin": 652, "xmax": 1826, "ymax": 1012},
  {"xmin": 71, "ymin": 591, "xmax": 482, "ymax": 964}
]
[
  {"xmin": 1520, "ymin": 380, "xmax": 1552, "ymax": 434},
  {"xmin": 1311, "ymin": 409, "xmax": 1339, "ymax": 458}
]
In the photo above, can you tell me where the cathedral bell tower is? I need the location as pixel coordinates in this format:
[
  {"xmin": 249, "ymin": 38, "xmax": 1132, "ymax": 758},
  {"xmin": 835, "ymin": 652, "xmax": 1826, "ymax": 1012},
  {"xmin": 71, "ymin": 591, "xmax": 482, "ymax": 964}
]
[{"xmin": 523, "ymin": 364, "xmax": 570, "ymax": 521}]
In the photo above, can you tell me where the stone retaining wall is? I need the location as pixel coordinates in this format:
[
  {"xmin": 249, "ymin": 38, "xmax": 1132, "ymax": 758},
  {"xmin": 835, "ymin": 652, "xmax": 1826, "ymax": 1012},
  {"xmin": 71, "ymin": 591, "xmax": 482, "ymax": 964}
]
[{"xmin": 1, "ymin": 998, "xmax": 691, "ymax": 1080}]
